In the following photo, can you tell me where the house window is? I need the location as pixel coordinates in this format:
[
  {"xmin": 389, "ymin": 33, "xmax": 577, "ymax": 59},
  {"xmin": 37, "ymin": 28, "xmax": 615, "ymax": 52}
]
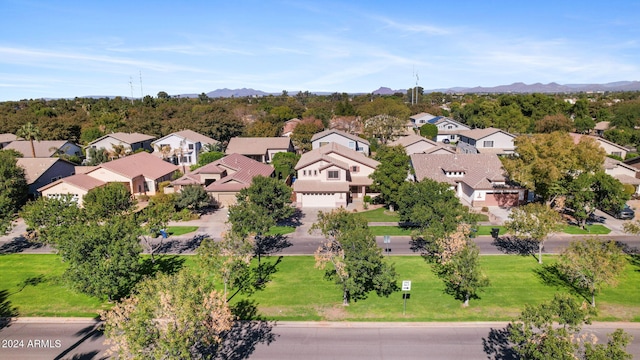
[
  {"xmin": 351, "ymin": 165, "xmax": 359, "ymax": 173},
  {"xmin": 319, "ymin": 141, "xmax": 329, "ymax": 147},
  {"xmin": 348, "ymin": 141, "xmax": 355, "ymax": 149},
  {"xmin": 314, "ymin": 170, "xmax": 317, "ymax": 175},
  {"xmin": 483, "ymin": 141, "xmax": 494, "ymax": 148},
  {"xmin": 450, "ymin": 135, "xmax": 455, "ymax": 139},
  {"xmin": 447, "ymin": 125, "xmax": 453, "ymax": 129},
  {"xmin": 612, "ymin": 151, "xmax": 622, "ymax": 158},
  {"xmin": 188, "ymin": 144, "xmax": 194, "ymax": 150},
  {"xmin": 303, "ymin": 170, "xmax": 307, "ymax": 176},
  {"xmin": 327, "ymin": 170, "xmax": 339, "ymax": 180}
]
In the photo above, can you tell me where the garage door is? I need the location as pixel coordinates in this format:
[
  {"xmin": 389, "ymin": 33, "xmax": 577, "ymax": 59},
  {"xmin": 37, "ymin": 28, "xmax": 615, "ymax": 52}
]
[
  {"xmin": 484, "ymin": 193, "xmax": 520, "ymax": 207},
  {"xmin": 299, "ymin": 192, "xmax": 344, "ymax": 208},
  {"xmin": 216, "ymin": 193, "xmax": 237, "ymax": 208}
]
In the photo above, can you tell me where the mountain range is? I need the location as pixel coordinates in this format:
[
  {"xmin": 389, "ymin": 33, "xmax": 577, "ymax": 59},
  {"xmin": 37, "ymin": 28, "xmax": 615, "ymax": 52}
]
[{"xmin": 187, "ymin": 81, "xmax": 640, "ymax": 98}]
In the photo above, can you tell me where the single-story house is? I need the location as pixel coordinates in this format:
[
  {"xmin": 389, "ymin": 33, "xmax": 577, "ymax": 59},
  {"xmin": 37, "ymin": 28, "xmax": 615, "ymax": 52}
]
[
  {"xmin": 17, "ymin": 158, "xmax": 77, "ymax": 197},
  {"xmin": 282, "ymin": 118, "xmax": 302, "ymax": 137},
  {"xmin": 409, "ymin": 112, "xmax": 438, "ymax": 127},
  {"xmin": 0, "ymin": 133, "xmax": 17, "ymax": 149},
  {"xmin": 605, "ymin": 157, "xmax": 640, "ymax": 195},
  {"xmin": 410, "ymin": 153, "xmax": 526, "ymax": 207},
  {"xmin": 293, "ymin": 142, "xmax": 380, "ymax": 208},
  {"xmin": 4, "ymin": 140, "xmax": 83, "ymax": 158},
  {"xmin": 151, "ymin": 129, "xmax": 219, "ymax": 167},
  {"xmin": 457, "ymin": 128, "xmax": 516, "ymax": 155},
  {"xmin": 225, "ymin": 137, "xmax": 294, "ymax": 163},
  {"xmin": 38, "ymin": 174, "xmax": 107, "ymax": 207},
  {"xmin": 85, "ymin": 132, "xmax": 155, "ymax": 162},
  {"xmin": 311, "ymin": 128, "xmax": 370, "ymax": 155},
  {"xmin": 569, "ymin": 133, "xmax": 630, "ymax": 159}
]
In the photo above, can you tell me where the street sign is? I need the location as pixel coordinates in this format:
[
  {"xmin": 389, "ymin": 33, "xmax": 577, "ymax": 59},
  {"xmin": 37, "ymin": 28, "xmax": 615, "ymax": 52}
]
[
  {"xmin": 383, "ymin": 235, "xmax": 390, "ymax": 244},
  {"xmin": 402, "ymin": 280, "xmax": 411, "ymax": 291}
]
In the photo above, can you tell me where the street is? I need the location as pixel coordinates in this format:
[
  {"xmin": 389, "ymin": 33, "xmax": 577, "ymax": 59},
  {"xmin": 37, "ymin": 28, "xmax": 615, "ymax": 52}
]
[{"xmin": 2, "ymin": 320, "xmax": 640, "ymax": 359}]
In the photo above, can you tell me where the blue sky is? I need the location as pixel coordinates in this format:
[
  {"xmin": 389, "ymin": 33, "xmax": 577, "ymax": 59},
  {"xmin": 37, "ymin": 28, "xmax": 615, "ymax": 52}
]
[{"xmin": 1, "ymin": 0, "xmax": 639, "ymax": 101}]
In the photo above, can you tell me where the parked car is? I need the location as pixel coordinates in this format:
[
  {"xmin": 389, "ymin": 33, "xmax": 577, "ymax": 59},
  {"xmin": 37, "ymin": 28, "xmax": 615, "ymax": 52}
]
[{"xmin": 603, "ymin": 204, "xmax": 635, "ymax": 220}]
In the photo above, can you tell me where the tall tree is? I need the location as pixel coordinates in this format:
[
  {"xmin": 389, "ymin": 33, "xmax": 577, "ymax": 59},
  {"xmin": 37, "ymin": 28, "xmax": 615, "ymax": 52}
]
[
  {"xmin": 434, "ymin": 239, "xmax": 489, "ymax": 307},
  {"xmin": 557, "ymin": 238, "xmax": 626, "ymax": 307},
  {"xmin": 362, "ymin": 114, "xmax": 407, "ymax": 144},
  {"xmin": 83, "ymin": 182, "xmax": 136, "ymax": 221},
  {"xmin": 232, "ymin": 175, "xmax": 294, "ymax": 225},
  {"xmin": 290, "ymin": 119, "xmax": 323, "ymax": 152},
  {"xmin": 369, "ymin": 145, "xmax": 411, "ymax": 209},
  {"xmin": 505, "ymin": 293, "xmax": 632, "ymax": 360},
  {"xmin": 504, "ymin": 203, "xmax": 562, "ymax": 264},
  {"xmin": 175, "ymin": 185, "xmax": 210, "ymax": 212},
  {"xmin": 198, "ymin": 233, "xmax": 254, "ymax": 299},
  {"xmin": 20, "ymin": 195, "xmax": 84, "ymax": 245},
  {"xmin": 58, "ymin": 216, "xmax": 142, "ymax": 300},
  {"xmin": 101, "ymin": 269, "xmax": 233, "ymax": 360},
  {"xmin": 16, "ymin": 122, "xmax": 40, "ymax": 158},
  {"xmin": 271, "ymin": 152, "xmax": 300, "ymax": 181},
  {"xmin": 0, "ymin": 151, "xmax": 28, "ymax": 235},
  {"xmin": 311, "ymin": 208, "xmax": 398, "ymax": 305}
]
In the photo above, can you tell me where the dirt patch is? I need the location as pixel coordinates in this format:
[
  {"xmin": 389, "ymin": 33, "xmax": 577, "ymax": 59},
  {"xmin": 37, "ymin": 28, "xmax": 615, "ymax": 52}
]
[
  {"xmin": 595, "ymin": 303, "xmax": 640, "ymax": 322},
  {"xmin": 316, "ymin": 304, "xmax": 349, "ymax": 320}
]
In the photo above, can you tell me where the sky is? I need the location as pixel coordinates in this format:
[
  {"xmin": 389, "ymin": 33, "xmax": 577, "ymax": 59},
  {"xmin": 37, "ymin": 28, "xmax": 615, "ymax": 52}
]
[{"xmin": 1, "ymin": 0, "xmax": 639, "ymax": 101}]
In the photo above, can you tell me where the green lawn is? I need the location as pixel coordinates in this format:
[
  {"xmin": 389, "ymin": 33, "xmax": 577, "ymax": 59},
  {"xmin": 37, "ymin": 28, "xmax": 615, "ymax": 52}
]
[
  {"xmin": 476, "ymin": 226, "xmax": 507, "ymax": 236},
  {"xmin": 3, "ymin": 254, "xmax": 638, "ymax": 322},
  {"xmin": 562, "ymin": 224, "xmax": 611, "ymax": 235},
  {"xmin": 166, "ymin": 226, "xmax": 199, "ymax": 236},
  {"xmin": 265, "ymin": 226, "xmax": 296, "ymax": 235},
  {"xmin": 369, "ymin": 226, "xmax": 413, "ymax": 236},
  {"xmin": 357, "ymin": 207, "xmax": 400, "ymax": 222}
]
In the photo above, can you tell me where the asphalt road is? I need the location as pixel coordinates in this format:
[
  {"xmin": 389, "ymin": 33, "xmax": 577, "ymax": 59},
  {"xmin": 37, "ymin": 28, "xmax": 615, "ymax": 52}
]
[{"xmin": 2, "ymin": 320, "xmax": 640, "ymax": 359}]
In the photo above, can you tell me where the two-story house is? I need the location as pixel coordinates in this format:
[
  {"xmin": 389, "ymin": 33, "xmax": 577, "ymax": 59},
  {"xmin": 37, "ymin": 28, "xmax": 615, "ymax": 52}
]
[
  {"xmin": 225, "ymin": 137, "xmax": 294, "ymax": 163},
  {"xmin": 293, "ymin": 142, "xmax": 379, "ymax": 208},
  {"xmin": 311, "ymin": 129, "xmax": 370, "ymax": 155},
  {"xmin": 5, "ymin": 140, "xmax": 83, "ymax": 159},
  {"xmin": 388, "ymin": 134, "xmax": 456, "ymax": 155},
  {"xmin": 457, "ymin": 128, "xmax": 516, "ymax": 155},
  {"xmin": 151, "ymin": 129, "xmax": 219, "ymax": 167}
]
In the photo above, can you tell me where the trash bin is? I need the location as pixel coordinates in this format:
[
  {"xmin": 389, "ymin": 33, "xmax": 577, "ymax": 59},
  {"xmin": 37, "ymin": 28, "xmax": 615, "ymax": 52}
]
[{"xmin": 490, "ymin": 228, "xmax": 500, "ymax": 239}]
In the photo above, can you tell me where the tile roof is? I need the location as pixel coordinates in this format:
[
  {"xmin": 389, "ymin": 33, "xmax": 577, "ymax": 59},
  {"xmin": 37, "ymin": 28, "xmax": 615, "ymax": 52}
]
[
  {"xmin": 225, "ymin": 137, "xmax": 293, "ymax": 155},
  {"xmin": 0, "ymin": 133, "xmax": 17, "ymax": 142},
  {"xmin": 388, "ymin": 134, "xmax": 438, "ymax": 148},
  {"xmin": 295, "ymin": 142, "xmax": 379, "ymax": 170},
  {"xmin": 38, "ymin": 173, "xmax": 106, "ymax": 192},
  {"xmin": 202, "ymin": 153, "xmax": 274, "ymax": 192},
  {"xmin": 569, "ymin": 133, "xmax": 628, "ymax": 150},
  {"xmin": 4, "ymin": 140, "xmax": 73, "ymax": 158},
  {"xmin": 154, "ymin": 129, "xmax": 219, "ymax": 145},
  {"xmin": 410, "ymin": 153, "xmax": 508, "ymax": 190},
  {"xmin": 292, "ymin": 180, "xmax": 349, "ymax": 192},
  {"xmin": 88, "ymin": 132, "xmax": 155, "ymax": 146},
  {"xmin": 458, "ymin": 127, "xmax": 514, "ymax": 140},
  {"xmin": 16, "ymin": 158, "xmax": 65, "ymax": 183},
  {"xmin": 97, "ymin": 152, "xmax": 178, "ymax": 180},
  {"xmin": 310, "ymin": 129, "xmax": 370, "ymax": 145}
]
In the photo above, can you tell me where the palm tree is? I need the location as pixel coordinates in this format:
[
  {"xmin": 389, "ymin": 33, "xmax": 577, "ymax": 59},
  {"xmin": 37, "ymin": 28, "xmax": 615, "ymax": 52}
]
[{"xmin": 17, "ymin": 122, "xmax": 40, "ymax": 158}]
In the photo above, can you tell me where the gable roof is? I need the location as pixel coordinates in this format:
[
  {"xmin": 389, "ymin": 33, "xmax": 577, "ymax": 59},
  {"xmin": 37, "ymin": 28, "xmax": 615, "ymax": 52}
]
[
  {"xmin": 295, "ymin": 142, "xmax": 379, "ymax": 170},
  {"xmin": 0, "ymin": 133, "xmax": 17, "ymax": 143},
  {"xmin": 388, "ymin": 134, "xmax": 438, "ymax": 148},
  {"xmin": 225, "ymin": 137, "xmax": 293, "ymax": 155},
  {"xmin": 310, "ymin": 128, "xmax": 370, "ymax": 145},
  {"xmin": 458, "ymin": 127, "xmax": 515, "ymax": 140},
  {"xmin": 96, "ymin": 152, "xmax": 178, "ymax": 180},
  {"xmin": 38, "ymin": 173, "xmax": 107, "ymax": 193},
  {"xmin": 410, "ymin": 112, "xmax": 437, "ymax": 121},
  {"xmin": 203, "ymin": 153, "xmax": 274, "ymax": 191},
  {"xmin": 569, "ymin": 133, "xmax": 629, "ymax": 151},
  {"xmin": 4, "ymin": 140, "xmax": 76, "ymax": 158},
  {"xmin": 282, "ymin": 118, "xmax": 302, "ymax": 135},
  {"xmin": 88, "ymin": 132, "xmax": 155, "ymax": 146},
  {"xmin": 152, "ymin": 129, "xmax": 218, "ymax": 145},
  {"xmin": 16, "ymin": 158, "xmax": 73, "ymax": 184},
  {"xmin": 410, "ymin": 153, "xmax": 508, "ymax": 189}
]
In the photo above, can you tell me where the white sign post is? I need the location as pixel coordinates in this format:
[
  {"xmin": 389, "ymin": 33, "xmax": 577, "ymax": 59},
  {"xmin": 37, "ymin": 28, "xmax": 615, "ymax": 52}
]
[{"xmin": 401, "ymin": 280, "xmax": 411, "ymax": 315}]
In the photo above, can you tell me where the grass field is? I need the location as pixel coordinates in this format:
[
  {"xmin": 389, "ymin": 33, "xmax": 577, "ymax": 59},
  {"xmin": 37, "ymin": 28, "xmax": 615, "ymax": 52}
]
[
  {"xmin": 166, "ymin": 226, "xmax": 199, "ymax": 236},
  {"xmin": 2, "ymin": 254, "xmax": 638, "ymax": 322}
]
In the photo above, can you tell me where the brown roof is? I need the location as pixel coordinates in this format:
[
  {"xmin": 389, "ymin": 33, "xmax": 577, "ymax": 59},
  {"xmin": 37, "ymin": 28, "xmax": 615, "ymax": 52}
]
[
  {"xmin": 0, "ymin": 133, "xmax": 17, "ymax": 143},
  {"xmin": 388, "ymin": 134, "xmax": 438, "ymax": 148},
  {"xmin": 97, "ymin": 152, "xmax": 178, "ymax": 180},
  {"xmin": 295, "ymin": 142, "xmax": 379, "ymax": 170},
  {"xmin": 293, "ymin": 180, "xmax": 349, "ymax": 192},
  {"xmin": 225, "ymin": 137, "xmax": 292, "ymax": 156},
  {"xmin": 156, "ymin": 129, "xmax": 219, "ymax": 145},
  {"xmin": 16, "ymin": 158, "xmax": 71, "ymax": 184},
  {"xmin": 38, "ymin": 173, "xmax": 106, "ymax": 192},
  {"xmin": 458, "ymin": 127, "xmax": 514, "ymax": 140},
  {"xmin": 203, "ymin": 153, "xmax": 274, "ymax": 192},
  {"xmin": 282, "ymin": 118, "xmax": 302, "ymax": 135},
  {"xmin": 88, "ymin": 132, "xmax": 155, "ymax": 146},
  {"xmin": 410, "ymin": 153, "xmax": 508, "ymax": 190},
  {"xmin": 4, "ymin": 140, "xmax": 73, "ymax": 158},
  {"xmin": 310, "ymin": 128, "xmax": 370, "ymax": 145},
  {"xmin": 594, "ymin": 121, "xmax": 610, "ymax": 131}
]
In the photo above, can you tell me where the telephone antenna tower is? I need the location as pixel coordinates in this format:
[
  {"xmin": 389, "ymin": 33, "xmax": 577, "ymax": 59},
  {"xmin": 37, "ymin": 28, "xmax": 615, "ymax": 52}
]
[
  {"xmin": 139, "ymin": 70, "xmax": 143, "ymax": 98},
  {"xmin": 129, "ymin": 77, "xmax": 134, "ymax": 105}
]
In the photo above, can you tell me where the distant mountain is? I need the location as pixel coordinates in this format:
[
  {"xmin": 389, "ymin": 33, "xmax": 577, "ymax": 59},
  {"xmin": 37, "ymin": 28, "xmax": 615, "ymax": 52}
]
[{"xmin": 177, "ymin": 81, "xmax": 640, "ymax": 99}]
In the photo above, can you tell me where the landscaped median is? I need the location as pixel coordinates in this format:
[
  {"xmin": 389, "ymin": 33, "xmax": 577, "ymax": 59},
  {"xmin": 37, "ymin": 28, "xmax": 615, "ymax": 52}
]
[{"xmin": 1, "ymin": 254, "xmax": 638, "ymax": 322}]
